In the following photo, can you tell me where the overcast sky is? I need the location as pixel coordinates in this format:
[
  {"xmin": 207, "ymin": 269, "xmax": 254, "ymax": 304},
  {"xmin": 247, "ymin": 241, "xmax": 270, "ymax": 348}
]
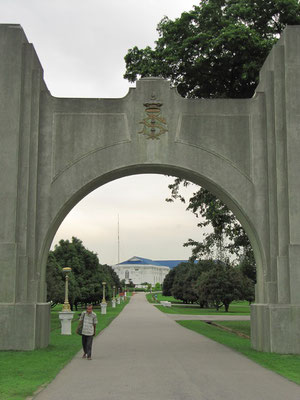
[{"xmin": 1, "ymin": 1, "xmax": 209, "ymax": 265}]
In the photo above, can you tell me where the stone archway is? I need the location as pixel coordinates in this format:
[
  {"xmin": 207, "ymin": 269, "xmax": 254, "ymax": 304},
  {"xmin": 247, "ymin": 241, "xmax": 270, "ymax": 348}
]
[{"xmin": 0, "ymin": 24, "xmax": 299, "ymax": 353}]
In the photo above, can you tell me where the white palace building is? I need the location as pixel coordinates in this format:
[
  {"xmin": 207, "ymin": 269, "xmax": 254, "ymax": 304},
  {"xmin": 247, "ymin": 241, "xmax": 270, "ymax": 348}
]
[{"xmin": 113, "ymin": 256, "xmax": 187, "ymax": 286}]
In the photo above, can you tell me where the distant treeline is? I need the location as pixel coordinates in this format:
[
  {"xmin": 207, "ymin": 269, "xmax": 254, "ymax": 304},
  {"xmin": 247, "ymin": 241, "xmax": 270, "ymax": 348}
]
[{"xmin": 163, "ymin": 259, "xmax": 255, "ymax": 312}]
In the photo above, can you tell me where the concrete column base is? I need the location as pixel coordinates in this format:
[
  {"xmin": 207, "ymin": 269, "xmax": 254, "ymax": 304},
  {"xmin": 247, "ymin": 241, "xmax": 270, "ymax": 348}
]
[
  {"xmin": 251, "ymin": 303, "xmax": 300, "ymax": 354},
  {"xmin": 101, "ymin": 303, "xmax": 107, "ymax": 314},
  {"xmin": 58, "ymin": 311, "xmax": 75, "ymax": 335},
  {"xmin": 112, "ymin": 299, "xmax": 116, "ymax": 308},
  {"xmin": 0, "ymin": 302, "xmax": 50, "ymax": 350}
]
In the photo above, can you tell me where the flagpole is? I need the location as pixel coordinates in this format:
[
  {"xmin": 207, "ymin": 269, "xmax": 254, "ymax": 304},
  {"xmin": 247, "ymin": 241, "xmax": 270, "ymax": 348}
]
[{"xmin": 118, "ymin": 214, "xmax": 120, "ymax": 265}]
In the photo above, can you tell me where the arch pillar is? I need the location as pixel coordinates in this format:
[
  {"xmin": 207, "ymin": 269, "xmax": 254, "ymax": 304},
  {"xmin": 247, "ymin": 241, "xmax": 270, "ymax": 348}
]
[{"xmin": 250, "ymin": 26, "xmax": 300, "ymax": 353}]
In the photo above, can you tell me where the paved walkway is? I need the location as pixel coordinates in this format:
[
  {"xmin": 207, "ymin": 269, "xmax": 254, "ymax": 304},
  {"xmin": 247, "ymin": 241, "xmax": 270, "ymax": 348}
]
[{"xmin": 34, "ymin": 294, "xmax": 300, "ymax": 400}]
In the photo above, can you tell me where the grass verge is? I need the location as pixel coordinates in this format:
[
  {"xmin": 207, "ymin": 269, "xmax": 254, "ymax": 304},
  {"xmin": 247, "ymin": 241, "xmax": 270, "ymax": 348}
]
[
  {"xmin": 0, "ymin": 299, "xmax": 130, "ymax": 400},
  {"xmin": 146, "ymin": 293, "xmax": 181, "ymax": 304},
  {"xmin": 155, "ymin": 303, "xmax": 250, "ymax": 315},
  {"xmin": 177, "ymin": 320, "xmax": 300, "ymax": 385},
  {"xmin": 147, "ymin": 293, "xmax": 250, "ymax": 315},
  {"xmin": 215, "ymin": 320, "xmax": 251, "ymax": 337}
]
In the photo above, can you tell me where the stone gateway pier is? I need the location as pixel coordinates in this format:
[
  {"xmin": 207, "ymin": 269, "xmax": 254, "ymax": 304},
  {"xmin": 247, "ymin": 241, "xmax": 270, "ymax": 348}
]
[{"xmin": 0, "ymin": 24, "xmax": 300, "ymax": 353}]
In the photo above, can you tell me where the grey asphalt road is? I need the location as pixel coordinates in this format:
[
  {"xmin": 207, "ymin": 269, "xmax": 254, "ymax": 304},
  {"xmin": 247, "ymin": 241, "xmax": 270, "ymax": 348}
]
[{"xmin": 33, "ymin": 293, "xmax": 300, "ymax": 400}]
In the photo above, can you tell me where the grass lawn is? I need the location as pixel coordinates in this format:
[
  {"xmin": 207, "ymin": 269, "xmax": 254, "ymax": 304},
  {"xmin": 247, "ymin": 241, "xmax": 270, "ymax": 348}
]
[
  {"xmin": 147, "ymin": 293, "xmax": 251, "ymax": 315},
  {"xmin": 177, "ymin": 320, "xmax": 300, "ymax": 385},
  {"xmin": 0, "ymin": 299, "xmax": 130, "ymax": 400},
  {"xmin": 146, "ymin": 293, "xmax": 181, "ymax": 304},
  {"xmin": 216, "ymin": 320, "xmax": 251, "ymax": 337},
  {"xmin": 155, "ymin": 302, "xmax": 250, "ymax": 315}
]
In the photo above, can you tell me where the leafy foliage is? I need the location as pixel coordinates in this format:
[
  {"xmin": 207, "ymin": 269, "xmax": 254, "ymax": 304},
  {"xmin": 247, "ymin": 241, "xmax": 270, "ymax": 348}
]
[
  {"xmin": 197, "ymin": 261, "xmax": 246, "ymax": 311},
  {"xmin": 163, "ymin": 259, "xmax": 254, "ymax": 309},
  {"xmin": 46, "ymin": 237, "xmax": 121, "ymax": 309},
  {"xmin": 238, "ymin": 251, "xmax": 257, "ymax": 283},
  {"xmin": 171, "ymin": 262, "xmax": 197, "ymax": 304},
  {"xmin": 167, "ymin": 178, "xmax": 253, "ymax": 263},
  {"xmin": 124, "ymin": 0, "xmax": 300, "ymax": 99},
  {"xmin": 162, "ymin": 268, "xmax": 177, "ymax": 296},
  {"xmin": 46, "ymin": 253, "xmax": 65, "ymax": 307}
]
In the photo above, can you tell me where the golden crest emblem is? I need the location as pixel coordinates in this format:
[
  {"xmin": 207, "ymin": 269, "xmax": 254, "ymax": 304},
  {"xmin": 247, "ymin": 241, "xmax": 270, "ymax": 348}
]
[{"xmin": 138, "ymin": 96, "xmax": 168, "ymax": 140}]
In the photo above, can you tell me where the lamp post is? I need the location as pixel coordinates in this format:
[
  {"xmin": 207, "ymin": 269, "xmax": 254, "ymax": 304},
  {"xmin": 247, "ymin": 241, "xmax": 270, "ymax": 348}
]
[
  {"xmin": 117, "ymin": 287, "xmax": 121, "ymax": 304},
  {"xmin": 101, "ymin": 281, "xmax": 107, "ymax": 314},
  {"xmin": 121, "ymin": 286, "xmax": 124, "ymax": 302},
  {"xmin": 58, "ymin": 267, "xmax": 74, "ymax": 334},
  {"xmin": 112, "ymin": 285, "xmax": 116, "ymax": 308},
  {"xmin": 62, "ymin": 267, "xmax": 72, "ymax": 312}
]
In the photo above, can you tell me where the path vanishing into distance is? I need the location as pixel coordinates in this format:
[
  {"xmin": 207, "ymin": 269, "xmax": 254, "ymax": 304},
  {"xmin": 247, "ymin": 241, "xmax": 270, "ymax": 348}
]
[{"xmin": 33, "ymin": 293, "xmax": 300, "ymax": 400}]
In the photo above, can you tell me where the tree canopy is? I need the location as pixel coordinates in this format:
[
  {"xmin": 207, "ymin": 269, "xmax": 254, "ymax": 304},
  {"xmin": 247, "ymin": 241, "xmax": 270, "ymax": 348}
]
[
  {"xmin": 46, "ymin": 237, "xmax": 121, "ymax": 309},
  {"xmin": 124, "ymin": 0, "xmax": 300, "ymax": 99},
  {"xmin": 166, "ymin": 178, "xmax": 253, "ymax": 264},
  {"xmin": 197, "ymin": 261, "xmax": 252, "ymax": 311},
  {"xmin": 163, "ymin": 259, "xmax": 253, "ymax": 310},
  {"xmin": 46, "ymin": 252, "xmax": 65, "ymax": 306}
]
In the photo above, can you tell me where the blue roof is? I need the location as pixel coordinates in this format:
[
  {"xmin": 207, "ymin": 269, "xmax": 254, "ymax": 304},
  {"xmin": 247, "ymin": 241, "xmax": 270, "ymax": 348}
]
[
  {"xmin": 118, "ymin": 256, "xmax": 188, "ymax": 269},
  {"xmin": 155, "ymin": 260, "xmax": 188, "ymax": 269}
]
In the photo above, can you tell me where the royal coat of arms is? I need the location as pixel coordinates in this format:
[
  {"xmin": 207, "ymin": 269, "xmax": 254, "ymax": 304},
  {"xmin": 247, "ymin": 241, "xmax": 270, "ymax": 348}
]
[{"xmin": 138, "ymin": 97, "xmax": 168, "ymax": 140}]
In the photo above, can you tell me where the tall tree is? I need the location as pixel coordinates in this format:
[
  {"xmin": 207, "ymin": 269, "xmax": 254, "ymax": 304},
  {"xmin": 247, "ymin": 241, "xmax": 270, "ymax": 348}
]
[
  {"xmin": 238, "ymin": 251, "xmax": 257, "ymax": 284},
  {"xmin": 166, "ymin": 179, "xmax": 252, "ymax": 261},
  {"xmin": 46, "ymin": 252, "xmax": 64, "ymax": 307},
  {"xmin": 197, "ymin": 261, "xmax": 245, "ymax": 311},
  {"xmin": 162, "ymin": 268, "xmax": 177, "ymax": 296},
  {"xmin": 171, "ymin": 263, "xmax": 191, "ymax": 303},
  {"xmin": 124, "ymin": 0, "xmax": 300, "ymax": 99},
  {"xmin": 169, "ymin": 260, "xmax": 217, "ymax": 304},
  {"xmin": 46, "ymin": 237, "xmax": 121, "ymax": 309}
]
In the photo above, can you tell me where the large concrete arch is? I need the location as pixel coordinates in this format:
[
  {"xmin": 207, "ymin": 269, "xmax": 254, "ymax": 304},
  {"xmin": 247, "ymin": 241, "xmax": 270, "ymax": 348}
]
[
  {"xmin": 0, "ymin": 24, "xmax": 299, "ymax": 353},
  {"xmin": 40, "ymin": 164, "xmax": 265, "ymax": 304}
]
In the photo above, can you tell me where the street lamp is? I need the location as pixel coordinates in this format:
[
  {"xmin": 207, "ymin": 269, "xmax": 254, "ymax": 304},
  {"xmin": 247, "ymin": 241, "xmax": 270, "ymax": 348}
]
[
  {"xmin": 62, "ymin": 267, "xmax": 72, "ymax": 312},
  {"xmin": 102, "ymin": 281, "xmax": 107, "ymax": 304},
  {"xmin": 112, "ymin": 285, "xmax": 116, "ymax": 308},
  {"xmin": 58, "ymin": 267, "xmax": 74, "ymax": 335},
  {"xmin": 101, "ymin": 281, "xmax": 107, "ymax": 314},
  {"xmin": 117, "ymin": 287, "xmax": 121, "ymax": 304}
]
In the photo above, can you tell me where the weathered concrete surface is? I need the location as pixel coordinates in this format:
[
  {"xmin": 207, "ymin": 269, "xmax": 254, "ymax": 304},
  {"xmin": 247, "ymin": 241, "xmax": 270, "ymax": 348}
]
[
  {"xmin": 33, "ymin": 294, "xmax": 300, "ymax": 400},
  {"xmin": 1, "ymin": 23, "xmax": 300, "ymax": 352}
]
